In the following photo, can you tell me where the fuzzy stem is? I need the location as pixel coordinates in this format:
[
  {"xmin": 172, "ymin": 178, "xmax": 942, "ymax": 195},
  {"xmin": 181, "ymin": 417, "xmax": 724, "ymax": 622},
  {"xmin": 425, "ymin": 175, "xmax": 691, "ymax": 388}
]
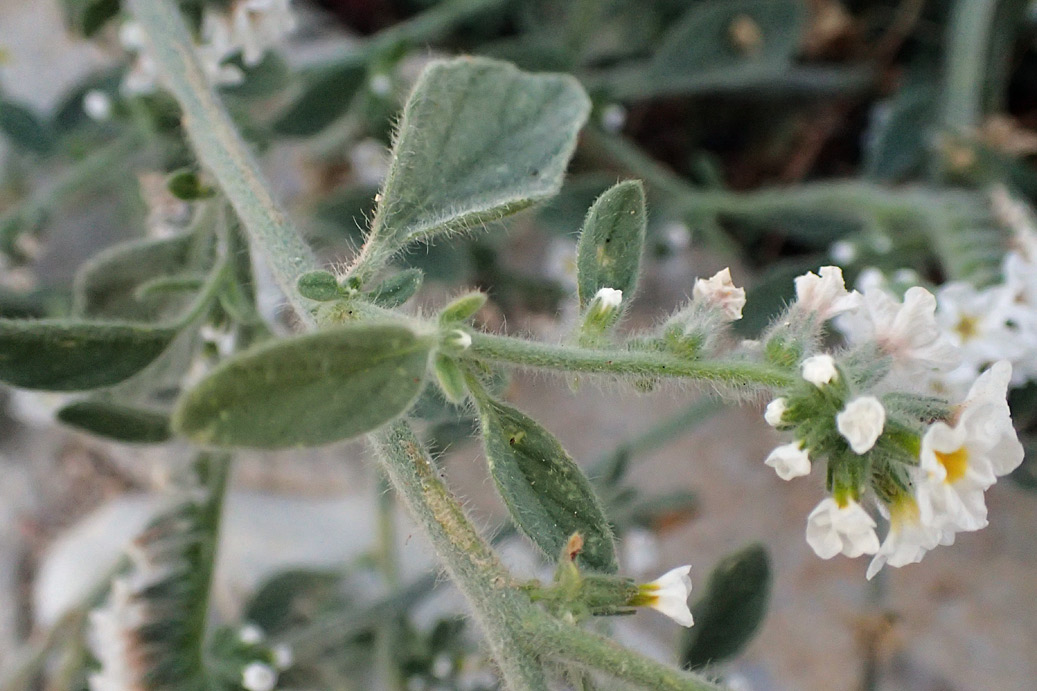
[
  {"xmin": 127, "ymin": 0, "xmax": 317, "ymax": 321},
  {"xmin": 524, "ymin": 610, "xmax": 724, "ymax": 691},
  {"xmin": 370, "ymin": 421, "xmax": 549, "ymax": 691},
  {"xmin": 466, "ymin": 331, "xmax": 794, "ymax": 389}
]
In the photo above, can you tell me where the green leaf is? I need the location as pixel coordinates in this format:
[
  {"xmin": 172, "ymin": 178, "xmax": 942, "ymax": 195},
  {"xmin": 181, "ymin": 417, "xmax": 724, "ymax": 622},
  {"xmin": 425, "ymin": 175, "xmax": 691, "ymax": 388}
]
[
  {"xmin": 0, "ymin": 99, "xmax": 54, "ymax": 154},
  {"xmin": 370, "ymin": 57, "xmax": 590, "ymax": 253},
  {"xmin": 366, "ymin": 268, "xmax": 424, "ymax": 308},
  {"xmin": 173, "ymin": 323, "xmax": 432, "ymax": 448},
  {"xmin": 57, "ymin": 400, "xmax": 172, "ymax": 443},
  {"xmin": 681, "ymin": 544, "xmax": 771, "ymax": 669},
  {"xmin": 864, "ymin": 85, "xmax": 937, "ymax": 182},
  {"xmin": 167, "ymin": 169, "xmax": 215, "ymax": 200},
  {"xmin": 272, "ymin": 61, "xmax": 367, "ymax": 137},
  {"xmin": 475, "ymin": 396, "xmax": 617, "ymax": 573},
  {"xmin": 0, "ymin": 319, "xmax": 178, "ymax": 391},
  {"xmin": 88, "ymin": 453, "xmax": 229, "ymax": 688},
  {"xmin": 73, "ymin": 234, "xmax": 198, "ymax": 320},
  {"xmin": 297, "ymin": 270, "xmax": 341, "ymax": 301},
  {"xmin": 433, "ymin": 354, "xmax": 467, "ymax": 404},
  {"xmin": 576, "ymin": 180, "xmax": 647, "ymax": 309},
  {"xmin": 438, "ymin": 291, "xmax": 487, "ymax": 324},
  {"xmin": 653, "ymin": 0, "xmax": 806, "ymax": 78}
]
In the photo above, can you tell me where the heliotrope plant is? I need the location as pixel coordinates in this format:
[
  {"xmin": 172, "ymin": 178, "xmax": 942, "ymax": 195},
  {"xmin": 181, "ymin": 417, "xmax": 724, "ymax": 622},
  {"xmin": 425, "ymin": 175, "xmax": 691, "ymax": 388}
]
[{"xmin": 0, "ymin": 0, "xmax": 1028, "ymax": 689}]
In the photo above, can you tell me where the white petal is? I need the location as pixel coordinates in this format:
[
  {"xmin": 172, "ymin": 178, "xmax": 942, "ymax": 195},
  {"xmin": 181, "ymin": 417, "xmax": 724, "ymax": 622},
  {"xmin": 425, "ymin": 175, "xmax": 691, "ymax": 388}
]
[
  {"xmin": 764, "ymin": 442, "xmax": 811, "ymax": 480},
  {"xmin": 764, "ymin": 398, "xmax": 788, "ymax": 427},
  {"xmin": 801, "ymin": 354, "xmax": 837, "ymax": 387},
  {"xmin": 693, "ymin": 268, "xmax": 745, "ymax": 320},
  {"xmin": 836, "ymin": 396, "xmax": 886, "ymax": 454}
]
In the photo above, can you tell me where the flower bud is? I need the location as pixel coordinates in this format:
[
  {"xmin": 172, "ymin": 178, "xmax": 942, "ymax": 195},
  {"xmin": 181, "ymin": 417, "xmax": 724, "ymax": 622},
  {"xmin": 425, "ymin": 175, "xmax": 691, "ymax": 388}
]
[
  {"xmin": 801, "ymin": 354, "xmax": 838, "ymax": 387},
  {"xmin": 764, "ymin": 398, "xmax": 788, "ymax": 427},
  {"xmin": 836, "ymin": 396, "xmax": 885, "ymax": 454}
]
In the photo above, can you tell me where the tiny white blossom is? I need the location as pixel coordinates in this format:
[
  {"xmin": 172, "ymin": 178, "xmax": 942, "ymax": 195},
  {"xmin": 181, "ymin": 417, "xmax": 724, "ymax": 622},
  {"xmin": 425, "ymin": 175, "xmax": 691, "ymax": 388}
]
[
  {"xmin": 272, "ymin": 643, "xmax": 294, "ymax": 670},
  {"xmin": 837, "ymin": 287, "xmax": 959, "ymax": 376},
  {"xmin": 829, "ymin": 240, "xmax": 857, "ymax": 264},
  {"xmin": 600, "ymin": 103, "xmax": 627, "ymax": 133},
  {"xmin": 916, "ymin": 361, "xmax": 1023, "ymax": 533},
  {"xmin": 238, "ymin": 622, "xmax": 265, "ymax": 645},
  {"xmin": 197, "ymin": 12, "xmax": 245, "ymax": 86},
  {"xmin": 242, "ymin": 662, "xmax": 278, "ymax": 691},
  {"xmin": 806, "ymin": 497, "xmax": 880, "ymax": 559},
  {"xmin": 866, "ymin": 495, "xmax": 948, "ymax": 580},
  {"xmin": 836, "ymin": 396, "xmax": 885, "ymax": 454},
  {"xmin": 231, "ymin": 0, "xmax": 297, "ymax": 66},
  {"xmin": 934, "ymin": 282, "xmax": 1023, "ymax": 371},
  {"xmin": 639, "ymin": 565, "xmax": 694, "ymax": 627},
  {"xmin": 763, "ymin": 397, "xmax": 787, "ymax": 427},
  {"xmin": 369, "ymin": 73, "xmax": 393, "ymax": 96},
  {"xmin": 801, "ymin": 354, "xmax": 837, "ymax": 387},
  {"xmin": 764, "ymin": 442, "xmax": 811, "ymax": 480},
  {"xmin": 445, "ymin": 329, "xmax": 472, "ymax": 351},
  {"xmin": 594, "ymin": 287, "xmax": 623, "ymax": 310},
  {"xmin": 83, "ymin": 90, "xmax": 113, "ymax": 121},
  {"xmin": 793, "ymin": 266, "xmax": 861, "ymax": 320},
  {"xmin": 692, "ymin": 268, "xmax": 745, "ymax": 320}
]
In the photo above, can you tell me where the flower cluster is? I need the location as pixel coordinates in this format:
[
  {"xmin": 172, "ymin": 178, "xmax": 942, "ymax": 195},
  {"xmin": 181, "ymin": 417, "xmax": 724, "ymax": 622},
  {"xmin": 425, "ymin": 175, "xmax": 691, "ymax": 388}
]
[
  {"xmin": 761, "ymin": 265, "xmax": 1024, "ymax": 578},
  {"xmin": 121, "ymin": 0, "xmax": 296, "ymax": 93}
]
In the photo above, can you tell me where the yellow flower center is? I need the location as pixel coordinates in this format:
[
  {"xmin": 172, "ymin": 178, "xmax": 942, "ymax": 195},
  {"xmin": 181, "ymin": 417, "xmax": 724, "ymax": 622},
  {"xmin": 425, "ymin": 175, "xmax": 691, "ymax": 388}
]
[
  {"xmin": 889, "ymin": 495, "xmax": 920, "ymax": 529},
  {"xmin": 954, "ymin": 314, "xmax": 980, "ymax": 341},
  {"xmin": 935, "ymin": 447, "xmax": 968, "ymax": 484}
]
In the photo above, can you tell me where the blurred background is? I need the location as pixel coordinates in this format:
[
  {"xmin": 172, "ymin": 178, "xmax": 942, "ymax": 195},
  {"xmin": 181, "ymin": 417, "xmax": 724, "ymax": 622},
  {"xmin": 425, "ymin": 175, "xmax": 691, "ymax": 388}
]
[{"xmin": 1, "ymin": 1, "xmax": 1037, "ymax": 689}]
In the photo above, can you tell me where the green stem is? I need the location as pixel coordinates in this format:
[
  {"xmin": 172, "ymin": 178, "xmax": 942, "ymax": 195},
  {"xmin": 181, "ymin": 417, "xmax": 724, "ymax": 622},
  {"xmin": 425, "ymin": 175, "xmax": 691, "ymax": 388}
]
[
  {"xmin": 939, "ymin": 0, "xmax": 1000, "ymax": 136},
  {"xmin": 370, "ymin": 421, "xmax": 549, "ymax": 691},
  {"xmin": 466, "ymin": 331, "xmax": 794, "ymax": 389},
  {"xmin": 524, "ymin": 610, "xmax": 723, "ymax": 691},
  {"xmin": 127, "ymin": 0, "xmax": 317, "ymax": 322}
]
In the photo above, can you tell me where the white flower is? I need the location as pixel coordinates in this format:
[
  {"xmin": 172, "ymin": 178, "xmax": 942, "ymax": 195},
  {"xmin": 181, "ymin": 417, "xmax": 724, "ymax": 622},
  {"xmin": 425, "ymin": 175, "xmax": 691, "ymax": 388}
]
[
  {"xmin": 197, "ymin": 12, "xmax": 245, "ymax": 86},
  {"xmin": 764, "ymin": 397, "xmax": 787, "ymax": 427},
  {"xmin": 866, "ymin": 495, "xmax": 948, "ymax": 580},
  {"xmin": 594, "ymin": 287, "xmax": 623, "ymax": 310},
  {"xmin": 829, "ymin": 240, "xmax": 857, "ymax": 264},
  {"xmin": 638, "ymin": 565, "xmax": 694, "ymax": 627},
  {"xmin": 836, "ymin": 396, "xmax": 885, "ymax": 454},
  {"xmin": 242, "ymin": 662, "xmax": 278, "ymax": 691},
  {"xmin": 83, "ymin": 90, "xmax": 113, "ymax": 121},
  {"xmin": 692, "ymin": 268, "xmax": 745, "ymax": 320},
  {"xmin": 600, "ymin": 103, "xmax": 627, "ymax": 133},
  {"xmin": 915, "ymin": 361, "xmax": 1023, "ymax": 532},
  {"xmin": 801, "ymin": 354, "xmax": 837, "ymax": 387},
  {"xmin": 272, "ymin": 643, "xmax": 294, "ymax": 670},
  {"xmin": 238, "ymin": 622, "xmax": 265, "ymax": 645},
  {"xmin": 231, "ymin": 0, "xmax": 296, "ymax": 66},
  {"xmin": 934, "ymin": 282, "xmax": 1023, "ymax": 370},
  {"xmin": 806, "ymin": 497, "xmax": 880, "ymax": 559},
  {"xmin": 764, "ymin": 442, "xmax": 811, "ymax": 480},
  {"xmin": 793, "ymin": 266, "xmax": 861, "ymax": 320},
  {"xmin": 838, "ymin": 287, "xmax": 959, "ymax": 375}
]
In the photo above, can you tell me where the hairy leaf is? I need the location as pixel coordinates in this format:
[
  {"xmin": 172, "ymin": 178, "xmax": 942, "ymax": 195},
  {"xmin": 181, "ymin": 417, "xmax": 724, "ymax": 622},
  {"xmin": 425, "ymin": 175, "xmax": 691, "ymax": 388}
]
[
  {"xmin": 0, "ymin": 319, "xmax": 178, "ymax": 391},
  {"xmin": 73, "ymin": 234, "xmax": 197, "ymax": 320},
  {"xmin": 476, "ymin": 397, "xmax": 617, "ymax": 572},
  {"xmin": 576, "ymin": 180, "xmax": 646, "ymax": 308},
  {"xmin": 0, "ymin": 98, "xmax": 54, "ymax": 154},
  {"xmin": 366, "ymin": 268, "xmax": 424, "ymax": 308},
  {"xmin": 173, "ymin": 323, "xmax": 432, "ymax": 448},
  {"xmin": 58, "ymin": 400, "xmax": 172, "ymax": 443},
  {"xmin": 653, "ymin": 0, "xmax": 806, "ymax": 78},
  {"xmin": 681, "ymin": 544, "xmax": 771, "ymax": 669},
  {"xmin": 371, "ymin": 57, "xmax": 590, "ymax": 251}
]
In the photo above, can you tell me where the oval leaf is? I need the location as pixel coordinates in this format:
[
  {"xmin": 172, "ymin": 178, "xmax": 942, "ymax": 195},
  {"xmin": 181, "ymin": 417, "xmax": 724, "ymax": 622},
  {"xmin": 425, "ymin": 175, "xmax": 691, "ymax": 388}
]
[
  {"xmin": 0, "ymin": 319, "xmax": 177, "ymax": 391},
  {"xmin": 576, "ymin": 180, "xmax": 647, "ymax": 308},
  {"xmin": 476, "ymin": 397, "xmax": 617, "ymax": 572},
  {"xmin": 371, "ymin": 57, "xmax": 590, "ymax": 250},
  {"xmin": 173, "ymin": 323, "xmax": 432, "ymax": 448},
  {"xmin": 681, "ymin": 544, "xmax": 771, "ymax": 669},
  {"xmin": 366, "ymin": 268, "xmax": 424, "ymax": 308},
  {"xmin": 58, "ymin": 400, "xmax": 172, "ymax": 443},
  {"xmin": 73, "ymin": 234, "xmax": 197, "ymax": 320}
]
